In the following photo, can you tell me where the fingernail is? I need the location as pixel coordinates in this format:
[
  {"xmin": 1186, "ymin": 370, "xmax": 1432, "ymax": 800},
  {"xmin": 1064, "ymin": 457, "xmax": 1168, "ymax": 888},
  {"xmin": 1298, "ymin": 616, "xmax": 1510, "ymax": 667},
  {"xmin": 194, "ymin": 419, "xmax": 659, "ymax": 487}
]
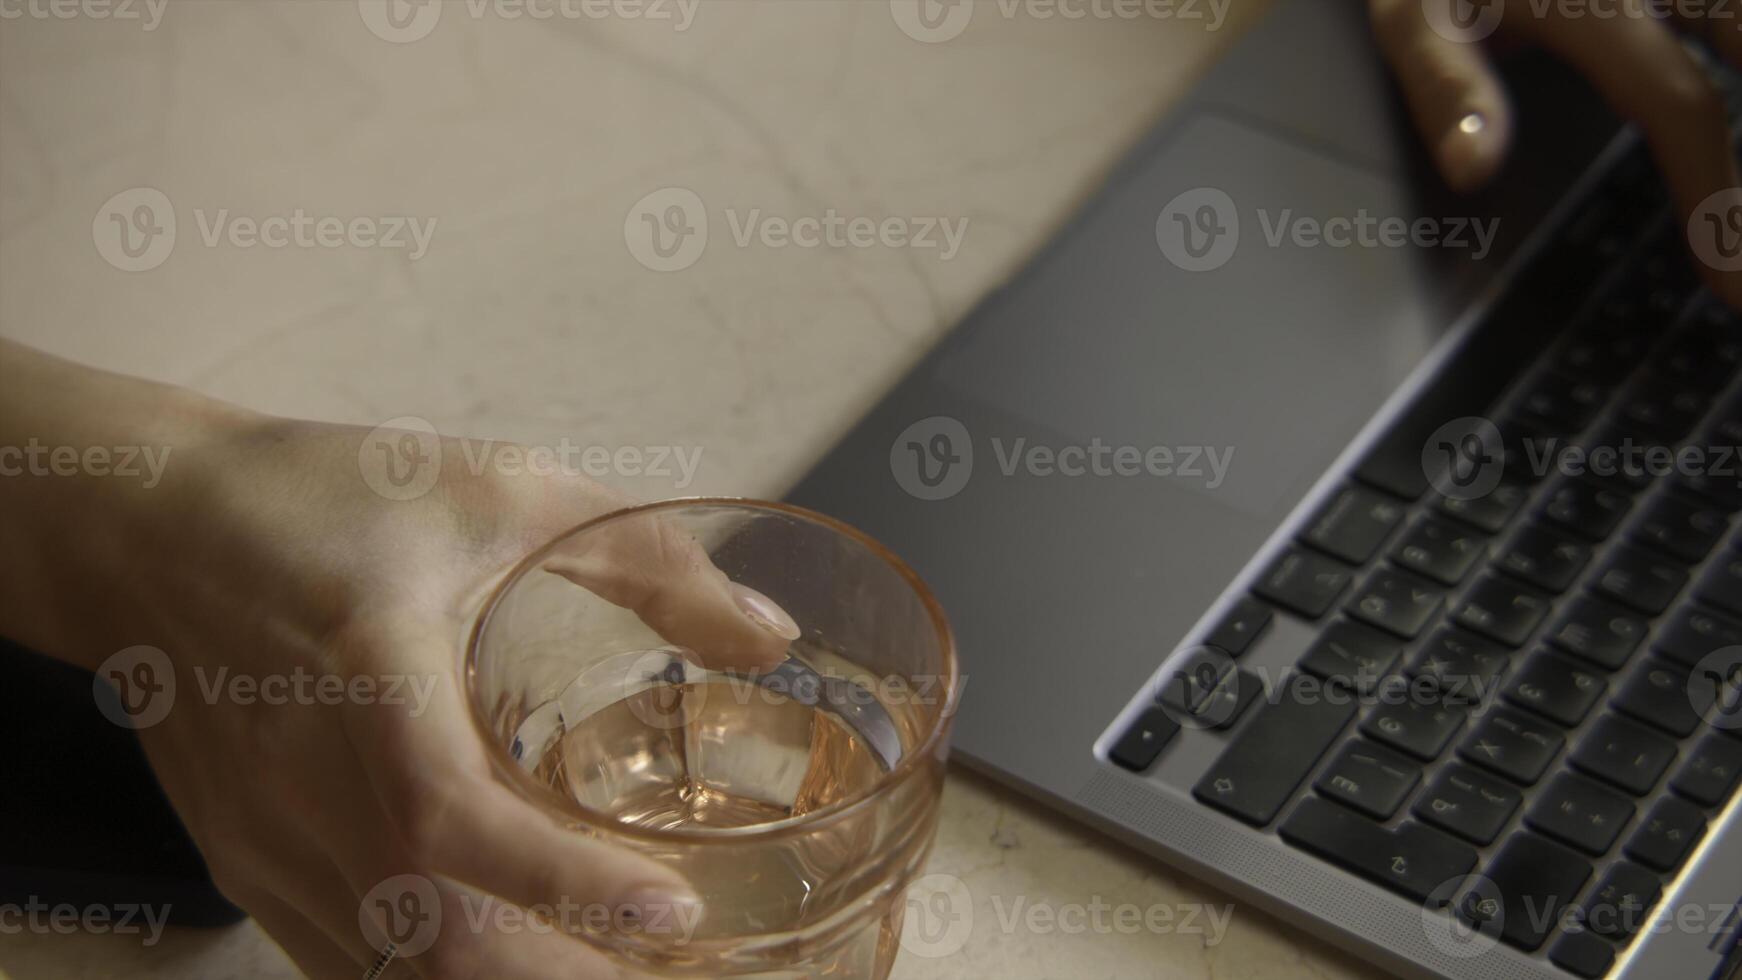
[
  {"xmin": 1438, "ymin": 113, "xmax": 1493, "ymax": 191},
  {"xmin": 619, "ymin": 885, "xmax": 705, "ymax": 935},
  {"xmin": 730, "ymin": 583, "xmax": 801, "ymax": 641}
]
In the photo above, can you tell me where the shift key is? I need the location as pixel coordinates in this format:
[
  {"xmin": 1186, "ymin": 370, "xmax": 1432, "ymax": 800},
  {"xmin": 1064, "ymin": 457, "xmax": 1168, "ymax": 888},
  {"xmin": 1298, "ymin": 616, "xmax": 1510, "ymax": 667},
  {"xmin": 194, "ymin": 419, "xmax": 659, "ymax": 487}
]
[
  {"xmin": 1194, "ymin": 673, "xmax": 1356, "ymax": 826},
  {"xmin": 1281, "ymin": 797, "xmax": 1478, "ymax": 904}
]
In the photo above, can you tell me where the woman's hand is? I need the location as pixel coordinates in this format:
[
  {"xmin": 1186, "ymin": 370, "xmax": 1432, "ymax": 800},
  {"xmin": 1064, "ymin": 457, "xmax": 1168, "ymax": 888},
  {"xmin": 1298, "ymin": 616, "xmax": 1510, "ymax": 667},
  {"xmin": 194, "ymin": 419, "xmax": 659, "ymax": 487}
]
[
  {"xmin": 0, "ymin": 340, "xmax": 796, "ymax": 979},
  {"xmin": 1374, "ymin": 0, "xmax": 1742, "ymax": 307}
]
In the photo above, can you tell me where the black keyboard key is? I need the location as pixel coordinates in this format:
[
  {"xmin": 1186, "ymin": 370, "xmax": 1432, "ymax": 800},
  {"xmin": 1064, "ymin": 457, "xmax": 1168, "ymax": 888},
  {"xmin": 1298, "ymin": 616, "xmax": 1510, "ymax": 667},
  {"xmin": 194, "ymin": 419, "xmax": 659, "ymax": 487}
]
[
  {"xmin": 1577, "ymin": 860, "xmax": 1660, "ymax": 941},
  {"xmin": 1303, "ymin": 485, "xmax": 1406, "ymax": 565},
  {"xmin": 1279, "ymin": 796, "xmax": 1476, "ymax": 904},
  {"xmin": 1452, "ymin": 574, "xmax": 1551, "ymax": 648},
  {"xmin": 1405, "ymin": 627, "xmax": 1509, "ymax": 706},
  {"xmin": 1547, "ymin": 595, "xmax": 1647, "ymax": 670},
  {"xmin": 1299, "ymin": 620, "xmax": 1403, "ymax": 694},
  {"xmin": 1503, "ymin": 652, "xmax": 1606, "ymax": 727},
  {"xmin": 1570, "ymin": 715, "xmax": 1677, "ymax": 796},
  {"xmin": 1345, "ymin": 568, "xmax": 1445, "ymax": 639},
  {"xmin": 1495, "ymin": 523, "xmax": 1589, "ymax": 593},
  {"xmin": 1361, "ymin": 681, "xmax": 1469, "ymax": 760},
  {"xmin": 1630, "ymin": 492, "xmax": 1729, "ymax": 562},
  {"xmin": 1108, "ymin": 706, "xmax": 1180, "ymax": 772},
  {"xmin": 1314, "ymin": 740, "xmax": 1422, "ymax": 819},
  {"xmin": 1613, "ymin": 659, "xmax": 1702, "ymax": 737},
  {"xmin": 1194, "ymin": 674, "xmax": 1355, "ymax": 826},
  {"xmin": 1459, "ymin": 832, "xmax": 1591, "ymax": 951},
  {"xmin": 1390, "ymin": 516, "xmax": 1486, "ymax": 585},
  {"xmin": 1195, "ymin": 669, "xmax": 1263, "ymax": 731},
  {"xmin": 1154, "ymin": 646, "xmax": 1236, "ymax": 715},
  {"xmin": 1541, "ymin": 478, "xmax": 1632, "ymax": 541},
  {"xmin": 1592, "ymin": 544, "xmax": 1689, "ymax": 616},
  {"xmin": 1459, "ymin": 708, "xmax": 1564, "ymax": 785},
  {"xmin": 1413, "ymin": 763, "xmax": 1521, "ymax": 845},
  {"xmin": 1437, "ymin": 484, "xmax": 1528, "ymax": 535},
  {"xmin": 1695, "ymin": 551, "xmax": 1742, "ymax": 618},
  {"xmin": 1657, "ymin": 604, "xmax": 1742, "ymax": 669},
  {"xmin": 1577, "ymin": 422, "xmax": 1659, "ymax": 492},
  {"xmin": 1678, "ymin": 468, "xmax": 1742, "ymax": 512},
  {"xmin": 1624, "ymin": 796, "xmax": 1706, "ymax": 872},
  {"xmin": 1525, "ymin": 773, "xmax": 1634, "ymax": 856},
  {"xmin": 1671, "ymin": 734, "xmax": 1742, "ymax": 806},
  {"xmin": 1205, "ymin": 596, "xmax": 1272, "ymax": 657},
  {"xmin": 1254, "ymin": 547, "xmax": 1353, "ymax": 619},
  {"xmin": 1615, "ymin": 377, "xmax": 1709, "ymax": 440},
  {"xmin": 1515, "ymin": 371, "xmax": 1606, "ymax": 433},
  {"xmin": 1549, "ymin": 930, "xmax": 1616, "ymax": 979}
]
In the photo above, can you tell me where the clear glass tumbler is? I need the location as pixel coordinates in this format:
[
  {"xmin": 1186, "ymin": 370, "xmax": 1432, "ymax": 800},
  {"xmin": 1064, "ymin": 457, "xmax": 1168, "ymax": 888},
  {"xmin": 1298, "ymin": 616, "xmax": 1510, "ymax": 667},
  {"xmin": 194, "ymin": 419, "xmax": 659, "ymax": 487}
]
[{"xmin": 467, "ymin": 498, "xmax": 959, "ymax": 979}]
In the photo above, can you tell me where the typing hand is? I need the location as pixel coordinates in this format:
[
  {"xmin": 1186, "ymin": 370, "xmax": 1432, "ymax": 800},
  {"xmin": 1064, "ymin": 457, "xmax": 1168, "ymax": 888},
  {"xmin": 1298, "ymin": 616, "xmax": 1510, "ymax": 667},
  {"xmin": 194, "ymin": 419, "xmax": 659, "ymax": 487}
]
[{"xmin": 1375, "ymin": 0, "xmax": 1742, "ymax": 307}]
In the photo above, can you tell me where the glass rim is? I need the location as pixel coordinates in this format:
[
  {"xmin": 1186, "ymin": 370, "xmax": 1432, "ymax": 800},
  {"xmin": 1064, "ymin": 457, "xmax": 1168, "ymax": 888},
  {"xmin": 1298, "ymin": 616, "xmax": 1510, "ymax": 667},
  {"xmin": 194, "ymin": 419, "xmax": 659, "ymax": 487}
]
[{"xmin": 465, "ymin": 495, "xmax": 959, "ymax": 844}]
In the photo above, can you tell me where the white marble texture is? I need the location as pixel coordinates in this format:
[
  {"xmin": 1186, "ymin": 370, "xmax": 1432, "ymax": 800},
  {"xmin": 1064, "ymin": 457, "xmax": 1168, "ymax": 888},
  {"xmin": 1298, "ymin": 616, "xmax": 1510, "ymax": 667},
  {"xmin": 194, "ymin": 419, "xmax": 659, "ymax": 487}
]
[{"xmin": 0, "ymin": 1, "xmax": 1382, "ymax": 977}]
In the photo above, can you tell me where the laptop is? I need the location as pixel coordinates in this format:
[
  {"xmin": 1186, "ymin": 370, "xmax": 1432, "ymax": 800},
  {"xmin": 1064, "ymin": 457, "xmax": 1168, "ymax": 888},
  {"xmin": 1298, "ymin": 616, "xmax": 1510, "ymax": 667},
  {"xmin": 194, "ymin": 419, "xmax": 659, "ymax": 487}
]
[{"xmin": 787, "ymin": 1, "xmax": 1742, "ymax": 978}]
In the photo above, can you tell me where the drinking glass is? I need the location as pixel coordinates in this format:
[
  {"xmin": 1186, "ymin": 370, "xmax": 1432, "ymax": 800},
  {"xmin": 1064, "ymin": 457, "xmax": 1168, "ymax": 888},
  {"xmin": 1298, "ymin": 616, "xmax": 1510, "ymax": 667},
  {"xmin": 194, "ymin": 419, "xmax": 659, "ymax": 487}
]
[{"xmin": 467, "ymin": 498, "xmax": 959, "ymax": 979}]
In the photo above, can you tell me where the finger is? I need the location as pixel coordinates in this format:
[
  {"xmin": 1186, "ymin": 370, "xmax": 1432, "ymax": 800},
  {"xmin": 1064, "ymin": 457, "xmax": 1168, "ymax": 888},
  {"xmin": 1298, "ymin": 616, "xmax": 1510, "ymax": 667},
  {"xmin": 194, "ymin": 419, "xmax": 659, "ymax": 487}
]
[
  {"xmin": 1371, "ymin": 0, "xmax": 1515, "ymax": 190},
  {"xmin": 342, "ymin": 668, "xmax": 706, "ymax": 932},
  {"xmin": 409, "ymin": 879, "xmax": 632, "ymax": 980},
  {"xmin": 316, "ymin": 798, "xmax": 632, "ymax": 980},
  {"xmin": 1518, "ymin": 9, "xmax": 1742, "ymax": 306},
  {"xmin": 542, "ymin": 507, "xmax": 798, "ymax": 670},
  {"xmin": 244, "ymin": 892, "xmax": 366, "ymax": 980}
]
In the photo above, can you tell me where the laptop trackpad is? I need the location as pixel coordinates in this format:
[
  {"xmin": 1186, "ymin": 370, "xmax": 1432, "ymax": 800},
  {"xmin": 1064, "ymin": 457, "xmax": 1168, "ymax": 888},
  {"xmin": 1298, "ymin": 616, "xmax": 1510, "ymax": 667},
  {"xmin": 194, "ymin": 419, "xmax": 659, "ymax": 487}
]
[{"xmin": 935, "ymin": 111, "xmax": 1451, "ymax": 525}]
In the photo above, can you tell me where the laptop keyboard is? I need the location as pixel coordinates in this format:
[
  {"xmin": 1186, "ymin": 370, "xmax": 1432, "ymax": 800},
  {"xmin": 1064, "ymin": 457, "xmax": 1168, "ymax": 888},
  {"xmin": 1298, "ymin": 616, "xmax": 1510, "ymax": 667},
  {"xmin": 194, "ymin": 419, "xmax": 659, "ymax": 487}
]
[{"xmin": 1108, "ymin": 139, "xmax": 1742, "ymax": 978}]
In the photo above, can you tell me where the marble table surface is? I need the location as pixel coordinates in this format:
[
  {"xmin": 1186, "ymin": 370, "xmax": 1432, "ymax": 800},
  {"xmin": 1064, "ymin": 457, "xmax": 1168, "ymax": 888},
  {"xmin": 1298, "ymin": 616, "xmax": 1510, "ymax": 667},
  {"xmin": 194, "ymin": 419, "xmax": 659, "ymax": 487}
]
[{"xmin": 0, "ymin": 2, "xmax": 1383, "ymax": 977}]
